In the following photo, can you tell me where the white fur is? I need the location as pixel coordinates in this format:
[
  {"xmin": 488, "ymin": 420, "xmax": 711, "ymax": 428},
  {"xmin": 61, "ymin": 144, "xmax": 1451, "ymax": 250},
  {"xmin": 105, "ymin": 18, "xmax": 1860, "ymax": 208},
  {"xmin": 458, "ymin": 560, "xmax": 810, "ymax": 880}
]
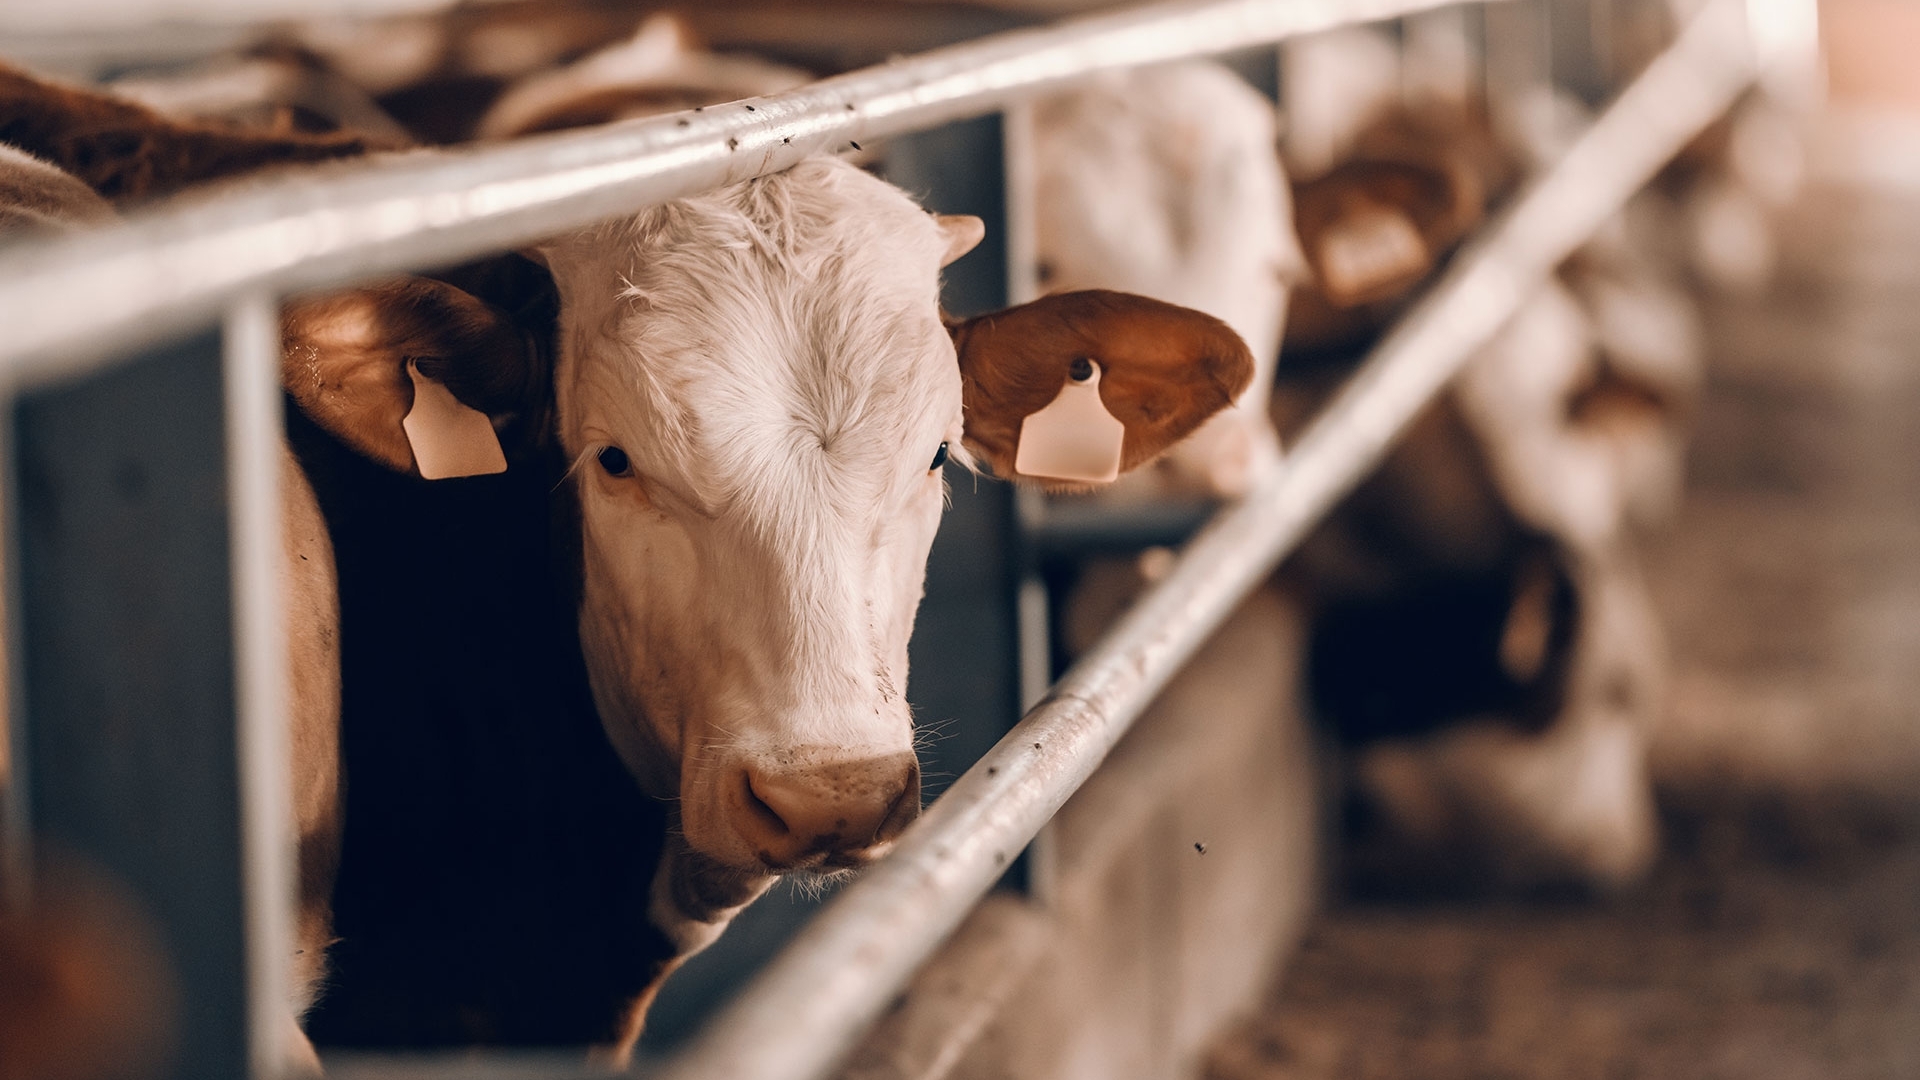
[
  {"xmin": 476, "ymin": 14, "xmax": 811, "ymax": 140},
  {"xmin": 1455, "ymin": 271, "xmax": 1700, "ymax": 551},
  {"xmin": 1031, "ymin": 62, "xmax": 1300, "ymax": 496},
  {"xmin": 1357, "ymin": 550, "xmax": 1666, "ymax": 890},
  {"xmin": 646, "ymin": 849, "xmax": 770, "ymax": 955},
  {"xmin": 540, "ymin": 158, "xmax": 964, "ymax": 869},
  {"xmin": 0, "ymin": 144, "xmax": 115, "ymax": 239},
  {"xmin": 1423, "ymin": 256, "xmax": 1693, "ymax": 889},
  {"xmin": 107, "ymin": 55, "xmax": 412, "ymax": 144},
  {"xmin": 1280, "ymin": 26, "xmax": 1402, "ymax": 180},
  {"xmin": 1456, "ymin": 281, "xmax": 1617, "ymax": 549}
]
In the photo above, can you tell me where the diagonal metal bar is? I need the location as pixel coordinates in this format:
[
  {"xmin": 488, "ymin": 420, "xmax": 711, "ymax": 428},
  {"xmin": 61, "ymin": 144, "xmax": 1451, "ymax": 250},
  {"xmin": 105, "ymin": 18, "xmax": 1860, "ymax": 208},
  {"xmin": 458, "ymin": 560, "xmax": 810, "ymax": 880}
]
[
  {"xmin": 0, "ymin": 0, "xmax": 1476, "ymax": 386},
  {"xmin": 644, "ymin": 2, "xmax": 1763, "ymax": 1078}
]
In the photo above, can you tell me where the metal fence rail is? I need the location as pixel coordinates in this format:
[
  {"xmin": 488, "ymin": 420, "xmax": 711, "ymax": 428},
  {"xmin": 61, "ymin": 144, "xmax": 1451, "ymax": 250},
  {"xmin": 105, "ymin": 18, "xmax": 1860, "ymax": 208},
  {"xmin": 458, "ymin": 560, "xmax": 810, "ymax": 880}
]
[
  {"xmin": 0, "ymin": 0, "xmax": 1468, "ymax": 385},
  {"xmin": 648, "ymin": 0, "xmax": 1771, "ymax": 1076}
]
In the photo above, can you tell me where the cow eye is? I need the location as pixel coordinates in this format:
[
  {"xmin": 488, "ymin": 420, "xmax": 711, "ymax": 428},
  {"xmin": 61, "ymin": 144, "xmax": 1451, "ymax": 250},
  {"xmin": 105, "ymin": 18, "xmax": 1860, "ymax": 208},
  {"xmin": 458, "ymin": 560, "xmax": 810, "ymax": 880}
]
[
  {"xmin": 598, "ymin": 446, "xmax": 632, "ymax": 477},
  {"xmin": 929, "ymin": 441, "xmax": 950, "ymax": 471}
]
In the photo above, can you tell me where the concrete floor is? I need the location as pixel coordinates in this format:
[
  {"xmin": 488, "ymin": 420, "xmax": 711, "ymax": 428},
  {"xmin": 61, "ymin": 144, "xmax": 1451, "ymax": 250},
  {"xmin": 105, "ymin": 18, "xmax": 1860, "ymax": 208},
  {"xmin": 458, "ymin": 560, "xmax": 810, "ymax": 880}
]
[
  {"xmin": 1204, "ymin": 131, "xmax": 1920, "ymax": 1080},
  {"xmin": 1652, "ymin": 169, "xmax": 1920, "ymax": 800},
  {"xmin": 1206, "ymin": 796, "xmax": 1919, "ymax": 1080}
]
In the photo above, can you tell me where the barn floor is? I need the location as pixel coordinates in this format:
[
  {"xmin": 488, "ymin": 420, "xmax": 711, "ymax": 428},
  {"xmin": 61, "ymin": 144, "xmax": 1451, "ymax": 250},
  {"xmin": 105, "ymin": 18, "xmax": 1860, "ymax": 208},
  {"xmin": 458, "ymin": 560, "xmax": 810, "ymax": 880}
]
[
  {"xmin": 1204, "ymin": 119, "xmax": 1920, "ymax": 1080},
  {"xmin": 1204, "ymin": 793, "xmax": 1920, "ymax": 1080}
]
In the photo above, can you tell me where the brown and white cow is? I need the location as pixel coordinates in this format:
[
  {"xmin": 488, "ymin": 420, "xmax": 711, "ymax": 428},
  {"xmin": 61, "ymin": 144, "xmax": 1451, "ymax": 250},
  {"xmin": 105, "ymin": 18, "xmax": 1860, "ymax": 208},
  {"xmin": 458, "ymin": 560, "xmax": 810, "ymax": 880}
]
[
  {"xmin": 0, "ymin": 133, "xmax": 344, "ymax": 1073},
  {"xmin": 1271, "ymin": 93, "xmax": 1700, "ymax": 893},
  {"xmin": 1027, "ymin": 60, "xmax": 1303, "ymax": 499},
  {"xmin": 1, "ymin": 61, "xmax": 1252, "ymax": 1059}
]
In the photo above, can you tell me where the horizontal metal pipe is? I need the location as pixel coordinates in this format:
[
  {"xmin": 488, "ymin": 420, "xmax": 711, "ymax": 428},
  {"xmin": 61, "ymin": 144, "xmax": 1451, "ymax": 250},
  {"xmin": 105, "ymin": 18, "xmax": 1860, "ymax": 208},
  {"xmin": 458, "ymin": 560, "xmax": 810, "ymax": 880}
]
[
  {"xmin": 0, "ymin": 0, "xmax": 1471, "ymax": 387},
  {"xmin": 645, "ymin": 2, "xmax": 1761, "ymax": 1078}
]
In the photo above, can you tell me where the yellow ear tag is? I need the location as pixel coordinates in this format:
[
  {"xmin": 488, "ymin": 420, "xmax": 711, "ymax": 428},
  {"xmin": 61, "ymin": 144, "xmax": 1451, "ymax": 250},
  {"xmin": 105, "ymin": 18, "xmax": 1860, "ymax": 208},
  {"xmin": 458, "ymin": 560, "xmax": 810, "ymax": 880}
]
[
  {"xmin": 402, "ymin": 360, "xmax": 508, "ymax": 480},
  {"xmin": 1014, "ymin": 359, "xmax": 1125, "ymax": 484}
]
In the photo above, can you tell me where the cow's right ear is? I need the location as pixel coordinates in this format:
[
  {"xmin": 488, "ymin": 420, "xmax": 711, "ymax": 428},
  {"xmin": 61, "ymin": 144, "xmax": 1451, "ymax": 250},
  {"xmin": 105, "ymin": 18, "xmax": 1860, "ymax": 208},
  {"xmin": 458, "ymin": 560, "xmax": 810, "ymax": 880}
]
[
  {"xmin": 948, "ymin": 290, "xmax": 1255, "ymax": 486},
  {"xmin": 280, "ymin": 277, "xmax": 544, "ymax": 478}
]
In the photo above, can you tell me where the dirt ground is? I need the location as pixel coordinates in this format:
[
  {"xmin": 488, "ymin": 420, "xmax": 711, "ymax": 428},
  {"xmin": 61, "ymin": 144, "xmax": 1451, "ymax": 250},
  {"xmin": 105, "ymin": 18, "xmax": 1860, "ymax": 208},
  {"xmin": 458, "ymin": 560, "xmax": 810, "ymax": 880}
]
[
  {"xmin": 1206, "ymin": 791, "xmax": 1919, "ymax": 1080},
  {"xmin": 1205, "ymin": 127, "xmax": 1920, "ymax": 1080}
]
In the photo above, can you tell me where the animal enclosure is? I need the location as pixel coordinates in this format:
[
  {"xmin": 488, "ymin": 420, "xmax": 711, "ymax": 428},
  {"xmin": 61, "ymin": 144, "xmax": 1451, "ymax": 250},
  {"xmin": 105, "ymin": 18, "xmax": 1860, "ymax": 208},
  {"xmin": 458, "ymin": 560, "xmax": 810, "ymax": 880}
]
[{"xmin": 0, "ymin": 0, "xmax": 1824, "ymax": 1078}]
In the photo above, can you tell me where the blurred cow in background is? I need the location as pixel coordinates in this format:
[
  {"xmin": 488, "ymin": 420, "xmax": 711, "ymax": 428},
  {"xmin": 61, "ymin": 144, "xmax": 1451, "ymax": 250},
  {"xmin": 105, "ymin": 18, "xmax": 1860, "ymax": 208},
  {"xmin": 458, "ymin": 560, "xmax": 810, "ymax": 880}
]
[
  {"xmin": 1028, "ymin": 60, "xmax": 1302, "ymax": 498},
  {"xmin": 1270, "ymin": 25, "xmax": 1703, "ymax": 892},
  {"xmin": 1030, "ymin": 22, "xmax": 1700, "ymax": 893}
]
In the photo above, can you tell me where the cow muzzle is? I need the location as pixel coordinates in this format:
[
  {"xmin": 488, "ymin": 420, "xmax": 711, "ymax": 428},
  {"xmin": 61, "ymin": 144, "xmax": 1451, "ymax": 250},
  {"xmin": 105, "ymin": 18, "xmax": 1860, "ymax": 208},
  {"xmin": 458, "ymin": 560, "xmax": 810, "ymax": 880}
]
[{"xmin": 724, "ymin": 751, "xmax": 921, "ymax": 871}]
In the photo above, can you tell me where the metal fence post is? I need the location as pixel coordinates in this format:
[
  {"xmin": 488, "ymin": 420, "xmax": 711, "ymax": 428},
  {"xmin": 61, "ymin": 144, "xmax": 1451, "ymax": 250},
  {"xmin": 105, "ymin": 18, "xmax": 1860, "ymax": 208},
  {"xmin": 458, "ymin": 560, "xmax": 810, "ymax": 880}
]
[
  {"xmin": 9, "ymin": 307, "xmax": 289, "ymax": 1080},
  {"xmin": 881, "ymin": 112, "xmax": 1030, "ymax": 852}
]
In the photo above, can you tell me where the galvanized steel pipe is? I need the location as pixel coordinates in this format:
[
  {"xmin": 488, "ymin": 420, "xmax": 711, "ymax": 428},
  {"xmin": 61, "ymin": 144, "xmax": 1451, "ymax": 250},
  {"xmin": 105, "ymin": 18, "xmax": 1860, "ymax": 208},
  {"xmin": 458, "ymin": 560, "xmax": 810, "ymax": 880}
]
[
  {"xmin": 0, "ymin": 0, "xmax": 1472, "ymax": 385},
  {"xmin": 646, "ymin": 2, "xmax": 1763, "ymax": 1077}
]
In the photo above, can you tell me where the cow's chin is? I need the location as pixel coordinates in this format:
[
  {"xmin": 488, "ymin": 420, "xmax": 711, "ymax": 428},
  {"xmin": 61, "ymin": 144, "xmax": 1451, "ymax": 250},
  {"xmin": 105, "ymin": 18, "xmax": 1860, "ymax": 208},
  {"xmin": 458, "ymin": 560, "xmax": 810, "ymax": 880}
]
[
  {"xmin": 775, "ymin": 864, "xmax": 865, "ymax": 903},
  {"xmin": 683, "ymin": 833, "xmax": 897, "ymax": 878},
  {"xmin": 763, "ymin": 840, "xmax": 899, "ymax": 876}
]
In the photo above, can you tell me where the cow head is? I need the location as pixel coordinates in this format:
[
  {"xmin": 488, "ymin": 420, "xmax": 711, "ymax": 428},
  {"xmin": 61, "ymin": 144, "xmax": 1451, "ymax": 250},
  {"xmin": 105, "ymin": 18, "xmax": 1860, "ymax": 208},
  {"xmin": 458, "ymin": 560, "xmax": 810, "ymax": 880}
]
[{"xmin": 282, "ymin": 156, "xmax": 1251, "ymax": 884}]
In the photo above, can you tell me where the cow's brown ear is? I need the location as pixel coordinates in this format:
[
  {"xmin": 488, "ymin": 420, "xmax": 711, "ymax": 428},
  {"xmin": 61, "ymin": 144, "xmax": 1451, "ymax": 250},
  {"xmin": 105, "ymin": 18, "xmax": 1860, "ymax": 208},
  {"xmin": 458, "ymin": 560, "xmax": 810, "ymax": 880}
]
[
  {"xmin": 0, "ymin": 63, "xmax": 391, "ymax": 203},
  {"xmin": 280, "ymin": 276, "xmax": 544, "ymax": 478},
  {"xmin": 949, "ymin": 290, "xmax": 1254, "ymax": 486},
  {"xmin": 1291, "ymin": 161, "xmax": 1456, "ymax": 309}
]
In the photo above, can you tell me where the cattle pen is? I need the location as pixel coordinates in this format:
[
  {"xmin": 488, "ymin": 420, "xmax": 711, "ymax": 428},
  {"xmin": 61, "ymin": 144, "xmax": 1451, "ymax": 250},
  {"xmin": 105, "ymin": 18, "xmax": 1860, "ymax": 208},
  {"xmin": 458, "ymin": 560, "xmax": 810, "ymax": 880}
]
[{"xmin": 0, "ymin": 0, "xmax": 1817, "ymax": 1079}]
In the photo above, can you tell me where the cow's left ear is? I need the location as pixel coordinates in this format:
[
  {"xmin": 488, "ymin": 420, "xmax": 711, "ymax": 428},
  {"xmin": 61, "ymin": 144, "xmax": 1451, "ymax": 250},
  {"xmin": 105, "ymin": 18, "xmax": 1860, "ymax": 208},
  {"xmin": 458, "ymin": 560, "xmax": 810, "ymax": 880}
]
[
  {"xmin": 935, "ymin": 214, "xmax": 985, "ymax": 267},
  {"xmin": 948, "ymin": 289, "xmax": 1255, "ymax": 485},
  {"xmin": 281, "ymin": 275, "xmax": 547, "ymax": 478}
]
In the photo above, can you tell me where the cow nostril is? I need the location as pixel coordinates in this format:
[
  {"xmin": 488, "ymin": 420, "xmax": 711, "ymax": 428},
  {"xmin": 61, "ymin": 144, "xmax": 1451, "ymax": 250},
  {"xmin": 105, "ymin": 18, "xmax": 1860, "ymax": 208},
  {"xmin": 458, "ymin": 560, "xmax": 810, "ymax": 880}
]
[
  {"xmin": 874, "ymin": 762, "xmax": 922, "ymax": 844},
  {"xmin": 741, "ymin": 770, "xmax": 792, "ymax": 836}
]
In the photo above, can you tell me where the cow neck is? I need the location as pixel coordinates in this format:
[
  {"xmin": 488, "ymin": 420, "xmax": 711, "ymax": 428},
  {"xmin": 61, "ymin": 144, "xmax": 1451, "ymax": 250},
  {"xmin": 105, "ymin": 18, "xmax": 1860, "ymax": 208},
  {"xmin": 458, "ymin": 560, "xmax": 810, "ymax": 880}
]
[{"xmin": 286, "ymin": 406, "xmax": 676, "ymax": 1049}]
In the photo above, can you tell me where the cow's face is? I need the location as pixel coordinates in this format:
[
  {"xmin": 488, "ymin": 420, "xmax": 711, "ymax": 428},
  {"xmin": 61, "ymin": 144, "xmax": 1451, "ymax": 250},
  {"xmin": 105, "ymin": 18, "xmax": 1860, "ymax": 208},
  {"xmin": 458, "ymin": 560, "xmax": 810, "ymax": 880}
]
[
  {"xmin": 539, "ymin": 161, "xmax": 964, "ymax": 872},
  {"xmin": 280, "ymin": 156, "xmax": 1253, "ymax": 878}
]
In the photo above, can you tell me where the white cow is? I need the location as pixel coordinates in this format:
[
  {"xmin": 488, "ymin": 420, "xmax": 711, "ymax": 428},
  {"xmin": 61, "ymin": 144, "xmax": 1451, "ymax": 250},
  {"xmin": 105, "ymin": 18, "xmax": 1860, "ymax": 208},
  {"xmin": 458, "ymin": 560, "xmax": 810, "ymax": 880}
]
[
  {"xmin": 285, "ymin": 156, "xmax": 1250, "ymax": 888},
  {"xmin": 288, "ymin": 165, "xmax": 1252, "ymax": 1059},
  {"xmin": 1029, "ymin": 61, "xmax": 1301, "ymax": 497},
  {"xmin": 471, "ymin": 36, "xmax": 1294, "ymax": 499}
]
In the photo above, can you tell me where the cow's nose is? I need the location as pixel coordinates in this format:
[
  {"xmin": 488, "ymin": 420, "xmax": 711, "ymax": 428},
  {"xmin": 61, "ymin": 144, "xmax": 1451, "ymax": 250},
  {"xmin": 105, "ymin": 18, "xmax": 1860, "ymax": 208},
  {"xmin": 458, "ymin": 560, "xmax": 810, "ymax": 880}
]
[{"xmin": 735, "ymin": 754, "xmax": 920, "ymax": 869}]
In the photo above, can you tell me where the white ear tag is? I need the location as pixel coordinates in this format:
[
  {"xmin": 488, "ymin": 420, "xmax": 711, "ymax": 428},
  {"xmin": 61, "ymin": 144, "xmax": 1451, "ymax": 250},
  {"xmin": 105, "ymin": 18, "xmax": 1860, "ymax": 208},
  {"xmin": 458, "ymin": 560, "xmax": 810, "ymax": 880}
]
[
  {"xmin": 402, "ymin": 360, "xmax": 508, "ymax": 480},
  {"xmin": 1013, "ymin": 360, "xmax": 1125, "ymax": 484},
  {"xmin": 1317, "ymin": 206, "xmax": 1429, "ymax": 305}
]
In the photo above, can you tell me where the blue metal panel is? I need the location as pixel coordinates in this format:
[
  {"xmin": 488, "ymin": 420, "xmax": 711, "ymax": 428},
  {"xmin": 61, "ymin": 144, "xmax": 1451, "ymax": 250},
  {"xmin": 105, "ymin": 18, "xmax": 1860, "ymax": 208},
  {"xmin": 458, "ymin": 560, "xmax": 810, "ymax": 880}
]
[{"xmin": 881, "ymin": 114, "xmax": 1024, "ymax": 805}]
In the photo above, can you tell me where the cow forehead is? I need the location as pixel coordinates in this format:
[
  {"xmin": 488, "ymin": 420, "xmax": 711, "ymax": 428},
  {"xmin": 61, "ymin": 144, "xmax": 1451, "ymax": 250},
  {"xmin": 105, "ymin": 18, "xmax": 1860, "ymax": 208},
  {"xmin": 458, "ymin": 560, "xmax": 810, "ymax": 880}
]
[
  {"xmin": 564, "ymin": 158, "xmax": 962, "ymax": 519},
  {"xmin": 618, "ymin": 300, "xmax": 959, "ymax": 518}
]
